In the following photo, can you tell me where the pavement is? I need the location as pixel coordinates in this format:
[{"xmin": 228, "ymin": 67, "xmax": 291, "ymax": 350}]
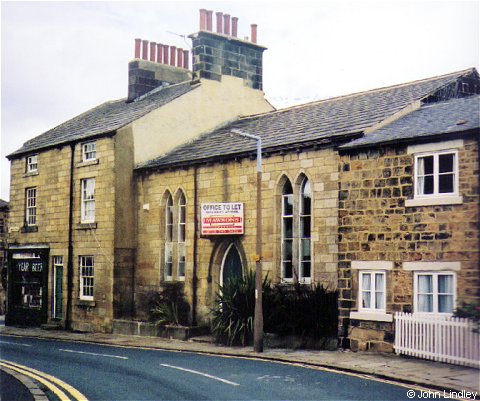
[{"xmin": 0, "ymin": 322, "xmax": 479, "ymax": 400}]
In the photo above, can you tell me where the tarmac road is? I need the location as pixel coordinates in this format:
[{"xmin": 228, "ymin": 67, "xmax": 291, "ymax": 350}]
[{"xmin": 0, "ymin": 333, "xmax": 455, "ymax": 401}]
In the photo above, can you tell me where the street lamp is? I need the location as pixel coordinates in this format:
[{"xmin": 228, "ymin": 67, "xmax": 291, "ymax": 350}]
[{"xmin": 231, "ymin": 129, "xmax": 263, "ymax": 353}]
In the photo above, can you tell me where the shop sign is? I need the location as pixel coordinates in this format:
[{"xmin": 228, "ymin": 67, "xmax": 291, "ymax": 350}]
[{"xmin": 201, "ymin": 203, "xmax": 244, "ymax": 235}]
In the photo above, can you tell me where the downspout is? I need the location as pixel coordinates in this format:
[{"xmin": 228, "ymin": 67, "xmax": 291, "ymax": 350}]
[
  {"xmin": 192, "ymin": 165, "xmax": 198, "ymax": 326},
  {"xmin": 65, "ymin": 143, "xmax": 75, "ymax": 330}
]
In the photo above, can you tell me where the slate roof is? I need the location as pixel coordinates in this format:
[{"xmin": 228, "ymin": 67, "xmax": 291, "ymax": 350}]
[
  {"xmin": 8, "ymin": 81, "xmax": 198, "ymax": 159},
  {"xmin": 0, "ymin": 199, "xmax": 9, "ymax": 209},
  {"xmin": 341, "ymin": 95, "xmax": 480, "ymax": 149},
  {"xmin": 137, "ymin": 68, "xmax": 477, "ymax": 171}
]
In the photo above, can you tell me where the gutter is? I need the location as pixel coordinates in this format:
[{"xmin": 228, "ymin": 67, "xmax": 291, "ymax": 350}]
[
  {"xmin": 339, "ymin": 128, "xmax": 479, "ymax": 152},
  {"xmin": 135, "ymin": 133, "xmax": 363, "ymax": 174}
]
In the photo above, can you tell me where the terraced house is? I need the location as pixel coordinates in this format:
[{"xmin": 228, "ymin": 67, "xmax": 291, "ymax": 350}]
[
  {"xmin": 5, "ymin": 9, "xmax": 479, "ymax": 359},
  {"xmin": 338, "ymin": 94, "xmax": 480, "ymax": 353}
]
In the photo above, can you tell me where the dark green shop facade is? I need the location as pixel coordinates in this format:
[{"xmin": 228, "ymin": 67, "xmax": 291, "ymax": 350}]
[{"xmin": 5, "ymin": 245, "xmax": 62, "ymax": 327}]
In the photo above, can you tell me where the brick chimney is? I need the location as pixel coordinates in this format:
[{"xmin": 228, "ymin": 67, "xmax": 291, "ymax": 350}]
[
  {"xmin": 189, "ymin": 9, "xmax": 266, "ymax": 90},
  {"xmin": 127, "ymin": 39, "xmax": 192, "ymax": 102}
]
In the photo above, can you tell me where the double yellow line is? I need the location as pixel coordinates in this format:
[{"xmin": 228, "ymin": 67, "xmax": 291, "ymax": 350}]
[{"xmin": 0, "ymin": 359, "xmax": 88, "ymax": 401}]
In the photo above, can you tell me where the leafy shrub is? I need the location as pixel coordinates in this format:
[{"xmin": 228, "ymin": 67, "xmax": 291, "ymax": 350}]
[
  {"xmin": 147, "ymin": 282, "xmax": 190, "ymax": 326},
  {"xmin": 211, "ymin": 271, "xmax": 270, "ymax": 346}
]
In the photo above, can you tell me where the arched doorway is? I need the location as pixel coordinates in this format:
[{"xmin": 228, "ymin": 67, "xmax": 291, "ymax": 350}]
[{"xmin": 220, "ymin": 244, "xmax": 243, "ymax": 286}]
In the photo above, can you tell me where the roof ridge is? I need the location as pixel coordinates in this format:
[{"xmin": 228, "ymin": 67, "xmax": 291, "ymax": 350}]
[
  {"xmin": 133, "ymin": 79, "xmax": 198, "ymax": 103},
  {"xmin": 238, "ymin": 67, "xmax": 477, "ymax": 121}
]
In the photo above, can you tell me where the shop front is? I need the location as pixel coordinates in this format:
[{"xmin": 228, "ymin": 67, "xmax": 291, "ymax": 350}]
[{"xmin": 6, "ymin": 245, "xmax": 49, "ymax": 327}]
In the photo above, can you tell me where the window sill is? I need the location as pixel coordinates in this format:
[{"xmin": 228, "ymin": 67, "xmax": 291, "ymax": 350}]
[
  {"xmin": 76, "ymin": 159, "xmax": 99, "ymax": 168},
  {"xmin": 76, "ymin": 300, "xmax": 96, "ymax": 307},
  {"xmin": 405, "ymin": 195, "xmax": 463, "ymax": 207},
  {"xmin": 23, "ymin": 171, "xmax": 39, "ymax": 177},
  {"xmin": 76, "ymin": 222, "xmax": 97, "ymax": 230},
  {"xmin": 21, "ymin": 225, "xmax": 38, "ymax": 233},
  {"xmin": 350, "ymin": 311, "xmax": 393, "ymax": 322}
]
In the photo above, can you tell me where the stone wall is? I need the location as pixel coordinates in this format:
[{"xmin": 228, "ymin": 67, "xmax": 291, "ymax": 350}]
[
  {"xmin": 191, "ymin": 31, "xmax": 265, "ymax": 90},
  {"xmin": 135, "ymin": 146, "xmax": 340, "ymax": 325},
  {"xmin": 8, "ymin": 137, "xmax": 117, "ymax": 332},
  {"xmin": 337, "ymin": 136, "xmax": 480, "ymax": 351}
]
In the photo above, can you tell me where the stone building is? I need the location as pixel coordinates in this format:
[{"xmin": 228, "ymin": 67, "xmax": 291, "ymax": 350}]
[
  {"xmin": 4, "ymin": 7, "xmax": 479, "ymax": 352},
  {"xmin": 134, "ymin": 69, "xmax": 479, "ymax": 327},
  {"xmin": 5, "ymin": 10, "xmax": 273, "ymax": 330},
  {"xmin": 338, "ymin": 94, "xmax": 480, "ymax": 351},
  {"xmin": 0, "ymin": 199, "xmax": 9, "ymax": 314}
]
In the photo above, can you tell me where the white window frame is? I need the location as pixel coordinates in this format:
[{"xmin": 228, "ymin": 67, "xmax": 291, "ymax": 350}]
[
  {"xmin": 298, "ymin": 177, "xmax": 312, "ymax": 284},
  {"xmin": 26, "ymin": 154, "xmax": 38, "ymax": 173},
  {"xmin": 359, "ymin": 271, "xmax": 386, "ymax": 312},
  {"xmin": 281, "ymin": 181, "xmax": 294, "ymax": 283},
  {"xmin": 177, "ymin": 193, "xmax": 186, "ymax": 280},
  {"xmin": 79, "ymin": 256, "xmax": 94, "ymax": 301},
  {"xmin": 406, "ymin": 140, "xmax": 463, "ymax": 207},
  {"xmin": 82, "ymin": 142, "xmax": 97, "ymax": 162},
  {"xmin": 52, "ymin": 256, "xmax": 63, "ymax": 318},
  {"xmin": 81, "ymin": 178, "xmax": 96, "ymax": 223},
  {"xmin": 164, "ymin": 194, "xmax": 174, "ymax": 281},
  {"xmin": 350, "ymin": 261, "xmax": 393, "ymax": 322},
  {"xmin": 26, "ymin": 187, "xmax": 37, "ymax": 226},
  {"xmin": 413, "ymin": 271, "xmax": 456, "ymax": 315},
  {"xmin": 414, "ymin": 150, "xmax": 458, "ymax": 197}
]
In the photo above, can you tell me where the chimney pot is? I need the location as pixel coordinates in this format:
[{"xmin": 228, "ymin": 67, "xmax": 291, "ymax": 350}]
[
  {"xmin": 149, "ymin": 42, "xmax": 157, "ymax": 62},
  {"xmin": 216, "ymin": 12, "xmax": 223, "ymax": 34},
  {"xmin": 250, "ymin": 24, "xmax": 257, "ymax": 44},
  {"xmin": 170, "ymin": 46, "xmax": 176, "ymax": 66},
  {"xmin": 142, "ymin": 40, "xmax": 149, "ymax": 60},
  {"xmin": 183, "ymin": 50, "xmax": 189, "ymax": 69},
  {"xmin": 177, "ymin": 48, "xmax": 183, "ymax": 68},
  {"xmin": 199, "ymin": 9, "xmax": 207, "ymax": 30},
  {"xmin": 231, "ymin": 17, "xmax": 238, "ymax": 37},
  {"xmin": 134, "ymin": 38, "xmax": 142, "ymax": 59},
  {"xmin": 163, "ymin": 45, "xmax": 169, "ymax": 65},
  {"xmin": 206, "ymin": 10, "xmax": 213, "ymax": 31},
  {"xmin": 157, "ymin": 43, "xmax": 163, "ymax": 63},
  {"xmin": 223, "ymin": 14, "xmax": 230, "ymax": 35}
]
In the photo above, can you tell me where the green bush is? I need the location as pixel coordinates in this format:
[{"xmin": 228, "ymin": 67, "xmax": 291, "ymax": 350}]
[
  {"xmin": 211, "ymin": 271, "xmax": 270, "ymax": 346},
  {"xmin": 147, "ymin": 283, "xmax": 190, "ymax": 327}
]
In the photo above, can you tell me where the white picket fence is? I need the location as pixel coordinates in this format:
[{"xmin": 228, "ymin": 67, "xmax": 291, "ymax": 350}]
[{"xmin": 394, "ymin": 312, "xmax": 480, "ymax": 368}]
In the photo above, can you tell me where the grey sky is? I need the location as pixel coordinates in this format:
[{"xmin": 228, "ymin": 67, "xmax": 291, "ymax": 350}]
[{"xmin": 1, "ymin": 1, "xmax": 479, "ymax": 200}]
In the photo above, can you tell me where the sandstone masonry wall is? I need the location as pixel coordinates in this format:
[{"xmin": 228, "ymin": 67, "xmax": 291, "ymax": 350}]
[
  {"xmin": 337, "ymin": 137, "xmax": 479, "ymax": 351},
  {"xmin": 135, "ymin": 146, "xmax": 340, "ymax": 325}
]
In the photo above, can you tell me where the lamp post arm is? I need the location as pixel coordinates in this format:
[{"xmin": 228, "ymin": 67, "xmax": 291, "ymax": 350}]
[{"xmin": 230, "ymin": 129, "xmax": 262, "ymax": 172}]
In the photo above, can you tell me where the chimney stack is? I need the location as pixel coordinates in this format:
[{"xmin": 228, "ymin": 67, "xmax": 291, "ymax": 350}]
[
  {"xmin": 190, "ymin": 9, "xmax": 266, "ymax": 90},
  {"xmin": 128, "ymin": 38, "xmax": 192, "ymax": 102}
]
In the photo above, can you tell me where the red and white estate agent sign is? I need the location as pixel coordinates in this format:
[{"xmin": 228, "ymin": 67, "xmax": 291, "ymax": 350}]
[{"xmin": 201, "ymin": 203, "xmax": 244, "ymax": 235}]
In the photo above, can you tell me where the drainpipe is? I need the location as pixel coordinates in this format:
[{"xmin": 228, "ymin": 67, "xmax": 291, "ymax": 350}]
[
  {"xmin": 65, "ymin": 143, "xmax": 75, "ymax": 330},
  {"xmin": 192, "ymin": 166, "xmax": 199, "ymax": 326}
]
